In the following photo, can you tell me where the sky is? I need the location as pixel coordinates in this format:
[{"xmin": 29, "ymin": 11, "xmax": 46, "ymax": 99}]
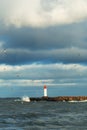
[{"xmin": 0, "ymin": 0, "xmax": 87, "ymax": 97}]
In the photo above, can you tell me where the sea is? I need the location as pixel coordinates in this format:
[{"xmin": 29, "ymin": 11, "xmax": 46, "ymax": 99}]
[{"xmin": 0, "ymin": 97, "xmax": 87, "ymax": 130}]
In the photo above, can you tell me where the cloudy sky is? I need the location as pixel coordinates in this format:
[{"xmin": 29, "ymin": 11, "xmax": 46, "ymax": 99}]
[{"xmin": 0, "ymin": 0, "xmax": 87, "ymax": 97}]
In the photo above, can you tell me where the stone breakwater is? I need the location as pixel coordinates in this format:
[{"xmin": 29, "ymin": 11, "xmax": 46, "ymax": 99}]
[{"xmin": 30, "ymin": 96, "xmax": 87, "ymax": 102}]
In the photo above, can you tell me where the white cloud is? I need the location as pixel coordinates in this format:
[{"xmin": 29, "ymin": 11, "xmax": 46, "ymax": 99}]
[
  {"xmin": 0, "ymin": 79, "xmax": 54, "ymax": 87},
  {"xmin": 0, "ymin": 0, "xmax": 87, "ymax": 28},
  {"xmin": 0, "ymin": 79, "xmax": 76, "ymax": 87},
  {"xmin": 0, "ymin": 64, "xmax": 23, "ymax": 72},
  {"xmin": 0, "ymin": 63, "xmax": 87, "ymax": 87},
  {"xmin": 0, "ymin": 63, "xmax": 87, "ymax": 73}
]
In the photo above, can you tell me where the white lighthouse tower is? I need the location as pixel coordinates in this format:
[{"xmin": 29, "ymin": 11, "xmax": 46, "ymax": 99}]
[{"xmin": 44, "ymin": 85, "xmax": 47, "ymax": 97}]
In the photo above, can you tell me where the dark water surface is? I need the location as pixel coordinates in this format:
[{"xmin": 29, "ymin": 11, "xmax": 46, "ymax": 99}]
[{"xmin": 0, "ymin": 98, "xmax": 87, "ymax": 130}]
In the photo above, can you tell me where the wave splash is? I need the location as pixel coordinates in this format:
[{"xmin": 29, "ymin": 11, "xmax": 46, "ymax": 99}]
[{"xmin": 21, "ymin": 96, "xmax": 30, "ymax": 102}]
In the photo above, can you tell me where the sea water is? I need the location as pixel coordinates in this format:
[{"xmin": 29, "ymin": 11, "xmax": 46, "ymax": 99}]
[{"xmin": 0, "ymin": 98, "xmax": 87, "ymax": 130}]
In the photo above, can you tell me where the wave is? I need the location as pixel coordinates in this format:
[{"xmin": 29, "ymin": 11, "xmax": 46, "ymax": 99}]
[{"xmin": 68, "ymin": 100, "xmax": 87, "ymax": 103}]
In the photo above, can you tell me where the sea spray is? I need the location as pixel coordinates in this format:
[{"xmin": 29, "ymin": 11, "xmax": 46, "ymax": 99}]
[{"xmin": 21, "ymin": 96, "xmax": 30, "ymax": 102}]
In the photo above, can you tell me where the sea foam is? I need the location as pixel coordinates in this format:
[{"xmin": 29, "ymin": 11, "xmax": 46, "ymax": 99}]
[{"xmin": 68, "ymin": 100, "xmax": 87, "ymax": 103}]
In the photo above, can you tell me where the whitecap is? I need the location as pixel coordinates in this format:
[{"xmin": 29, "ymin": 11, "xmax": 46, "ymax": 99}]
[{"xmin": 68, "ymin": 100, "xmax": 87, "ymax": 103}]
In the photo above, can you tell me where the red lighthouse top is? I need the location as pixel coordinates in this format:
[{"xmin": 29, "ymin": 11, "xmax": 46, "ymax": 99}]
[{"xmin": 44, "ymin": 85, "xmax": 47, "ymax": 89}]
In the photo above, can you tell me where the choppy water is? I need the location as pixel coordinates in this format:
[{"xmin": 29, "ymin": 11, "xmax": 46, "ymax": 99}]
[{"xmin": 0, "ymin": 98, "xmax": 87, "ymax": 130}]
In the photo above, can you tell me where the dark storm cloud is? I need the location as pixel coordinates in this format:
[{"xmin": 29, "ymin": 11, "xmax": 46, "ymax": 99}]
[
  {"xmin": 2, "ymin": 21, "xmax": 87, "ymax": 50},
  {"xmin": 0, "ymin": 21, "xmax": 87, "ymax": 65},
  {"xmin": 0, "ymin": 47, "xmax": 87, "ymax": 65},
  {"xmin": 2, "ymin": 26, "xmax": 73, "ymax": 50}
]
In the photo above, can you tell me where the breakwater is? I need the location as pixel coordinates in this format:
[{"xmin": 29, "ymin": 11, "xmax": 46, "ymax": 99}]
[{"xmin": 30, "ymin": 96, "xmax": 87, "ymax": 102}]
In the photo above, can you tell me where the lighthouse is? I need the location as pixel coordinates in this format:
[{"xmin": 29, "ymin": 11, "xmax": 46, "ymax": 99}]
[{"xmin": 44, "ymin": 85, "xmax": 47, "ymax": 97}]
